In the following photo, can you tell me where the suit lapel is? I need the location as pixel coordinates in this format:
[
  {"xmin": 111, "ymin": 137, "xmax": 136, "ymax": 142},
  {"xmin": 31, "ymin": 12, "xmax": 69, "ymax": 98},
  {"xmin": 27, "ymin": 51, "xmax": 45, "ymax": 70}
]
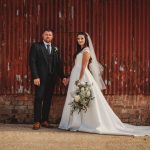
[
  {"xmin": 51, "ymin": 44, "xmax": 55, "ymax": 54},
  {"xmin": 40, "ymin": 42, "xmax": 48, "ymax": 64}
]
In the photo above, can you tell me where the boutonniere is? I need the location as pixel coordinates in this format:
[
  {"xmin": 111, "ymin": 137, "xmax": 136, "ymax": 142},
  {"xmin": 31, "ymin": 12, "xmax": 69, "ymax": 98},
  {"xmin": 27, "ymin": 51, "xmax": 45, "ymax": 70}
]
[{"xmin": 54, "ymin": 46, "xmax": 58, "ymax": 52}]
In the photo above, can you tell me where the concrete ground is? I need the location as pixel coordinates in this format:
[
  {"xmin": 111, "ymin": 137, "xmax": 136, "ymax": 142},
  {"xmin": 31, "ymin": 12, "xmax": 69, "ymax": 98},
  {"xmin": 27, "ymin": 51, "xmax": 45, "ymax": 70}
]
[{"xmin": 0, "ymin": 123, "xmax": 150, "ymax": 150}]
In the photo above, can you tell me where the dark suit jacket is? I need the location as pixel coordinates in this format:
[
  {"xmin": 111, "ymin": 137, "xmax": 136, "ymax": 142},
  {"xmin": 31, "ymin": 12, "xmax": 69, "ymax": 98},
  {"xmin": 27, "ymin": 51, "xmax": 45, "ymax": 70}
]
[{"xmin": 29, "ymin": 42, "xmax": 64, "ymax": 81}]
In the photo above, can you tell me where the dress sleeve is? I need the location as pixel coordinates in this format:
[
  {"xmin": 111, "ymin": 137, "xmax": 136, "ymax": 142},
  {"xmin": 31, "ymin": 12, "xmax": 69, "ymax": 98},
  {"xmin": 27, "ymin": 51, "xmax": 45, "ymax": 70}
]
[{"xmin": 82, "ymin": 47, "xmax": 90, "ymax": 54}]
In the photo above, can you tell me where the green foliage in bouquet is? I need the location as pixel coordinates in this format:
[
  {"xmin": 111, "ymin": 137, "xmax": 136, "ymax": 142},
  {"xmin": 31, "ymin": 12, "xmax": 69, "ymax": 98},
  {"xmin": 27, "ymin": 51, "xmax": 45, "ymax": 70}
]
[{"xmin": 69, "ymin": 80, "xmax": 95, "ymax": 115}]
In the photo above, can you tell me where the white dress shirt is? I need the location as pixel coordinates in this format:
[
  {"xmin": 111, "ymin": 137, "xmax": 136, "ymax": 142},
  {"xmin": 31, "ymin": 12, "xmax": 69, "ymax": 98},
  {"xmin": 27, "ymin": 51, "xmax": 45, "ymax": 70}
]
[{"xmin": 43, "ymin": 41, "xmax": 52, "ymax": 54}]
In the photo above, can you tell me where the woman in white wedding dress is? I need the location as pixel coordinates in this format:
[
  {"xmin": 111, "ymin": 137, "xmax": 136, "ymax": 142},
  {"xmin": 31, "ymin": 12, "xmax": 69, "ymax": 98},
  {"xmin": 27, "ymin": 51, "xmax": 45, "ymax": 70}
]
[{"xmin": 59, "ymin": 32, "xmax": 150, "ymax": 136}]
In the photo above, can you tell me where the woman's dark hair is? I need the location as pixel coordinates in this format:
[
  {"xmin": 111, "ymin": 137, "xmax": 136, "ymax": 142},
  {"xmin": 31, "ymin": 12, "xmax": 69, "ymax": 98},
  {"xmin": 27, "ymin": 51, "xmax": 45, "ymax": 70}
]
[{"xmin": 73, "ymin": 32, "xmax": 89, "ymax": 60}]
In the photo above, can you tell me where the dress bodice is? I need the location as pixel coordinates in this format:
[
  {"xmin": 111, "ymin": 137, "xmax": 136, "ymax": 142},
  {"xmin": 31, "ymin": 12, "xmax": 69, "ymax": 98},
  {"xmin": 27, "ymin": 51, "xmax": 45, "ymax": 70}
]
[{"xmin": 74, "ymin": 47, "xmax": 90, "ymax": 69}]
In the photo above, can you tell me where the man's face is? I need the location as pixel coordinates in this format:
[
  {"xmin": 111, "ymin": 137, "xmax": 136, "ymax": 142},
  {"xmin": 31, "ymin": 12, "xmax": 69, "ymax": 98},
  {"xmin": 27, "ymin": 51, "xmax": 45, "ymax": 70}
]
[{"xmin": 42, "ymin": 31, "xmax": 53, "ymax": 43}]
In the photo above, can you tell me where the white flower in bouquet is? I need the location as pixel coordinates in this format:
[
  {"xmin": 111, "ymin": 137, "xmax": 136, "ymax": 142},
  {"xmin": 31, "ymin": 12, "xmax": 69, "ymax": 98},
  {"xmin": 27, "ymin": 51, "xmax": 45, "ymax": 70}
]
[
  {"xmin": 81, "ymin": 90, "xmax": 85, "ymax": 95},
  {"xmin": 69, "ymin": 80, "xmax": 94, "ymax": 115},
  {"xmin": 76, "ymin": 86, "xmax": 80, "ymax": 90},
  {"xmin": 85, "ymin": 87, "xmax": 90, "ymax": 91},
  {"xmin": 81, "ymin": 87, "xmax": 85, "ymax": 92},
  {"xmin": 74, "ymin": 95, "xmax": 80, "ymax": 102},
  {"xmin": 86, "ymin": 91, "xmax": 91, "ymax": 97},
  {"xmin": 81, "ymin": 82, "xmax": 85, "ymax": 85}
]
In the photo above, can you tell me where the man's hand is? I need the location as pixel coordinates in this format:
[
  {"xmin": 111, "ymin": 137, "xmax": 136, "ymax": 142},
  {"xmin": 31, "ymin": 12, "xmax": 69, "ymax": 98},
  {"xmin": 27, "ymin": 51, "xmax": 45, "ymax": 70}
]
[
  {"xmin": 62, "ymin": 78, "xmax": 69, "ymax": 86},
  {"xmin": 33, "ymin": 78, "xmax": 40, "ymax": 86}
]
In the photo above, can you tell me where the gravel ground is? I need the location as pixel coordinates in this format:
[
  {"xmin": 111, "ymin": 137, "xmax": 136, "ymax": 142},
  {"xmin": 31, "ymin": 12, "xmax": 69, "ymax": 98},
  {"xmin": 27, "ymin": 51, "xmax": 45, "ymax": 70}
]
[{"xmin": 0, "ymin": 123, "xmax": 150, "ymax": 150}]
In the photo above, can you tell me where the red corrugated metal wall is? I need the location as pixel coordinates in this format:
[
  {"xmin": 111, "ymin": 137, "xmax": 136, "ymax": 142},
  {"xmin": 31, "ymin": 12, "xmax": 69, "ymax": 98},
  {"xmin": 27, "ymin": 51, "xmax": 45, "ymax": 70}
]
[{"xmin": 0, "ymin": 0, "xmax": 150, "ymax": 95}]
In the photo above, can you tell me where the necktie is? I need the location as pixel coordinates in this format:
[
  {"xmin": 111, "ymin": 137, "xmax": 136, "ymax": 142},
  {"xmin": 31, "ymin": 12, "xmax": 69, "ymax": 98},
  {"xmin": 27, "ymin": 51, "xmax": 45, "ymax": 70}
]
[{"xmin": 47, "ymin": 44, "xmax": 51, "ymax": 54}]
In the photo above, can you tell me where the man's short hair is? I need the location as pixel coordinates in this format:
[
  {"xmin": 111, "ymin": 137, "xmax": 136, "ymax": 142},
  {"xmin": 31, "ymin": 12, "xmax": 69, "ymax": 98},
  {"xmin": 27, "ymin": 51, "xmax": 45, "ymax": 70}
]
[{"xmin": 43, "ymin": 28, "xmax": 53, "ymax": 33}]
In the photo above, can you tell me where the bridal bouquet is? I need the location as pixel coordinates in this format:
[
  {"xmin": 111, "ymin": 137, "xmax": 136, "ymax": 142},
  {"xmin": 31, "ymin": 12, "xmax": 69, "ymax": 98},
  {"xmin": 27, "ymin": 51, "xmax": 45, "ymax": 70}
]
[{"xmin": 69, "ymin": 80, "xmax": 94, "ymax": 115}]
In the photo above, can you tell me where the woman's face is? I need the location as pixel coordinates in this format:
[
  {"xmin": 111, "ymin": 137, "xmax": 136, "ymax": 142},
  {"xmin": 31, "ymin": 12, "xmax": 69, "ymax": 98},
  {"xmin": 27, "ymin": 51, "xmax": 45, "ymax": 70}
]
[{"xmin": 77, "ymin": 35, "xmax": 85, "ymax": 47}]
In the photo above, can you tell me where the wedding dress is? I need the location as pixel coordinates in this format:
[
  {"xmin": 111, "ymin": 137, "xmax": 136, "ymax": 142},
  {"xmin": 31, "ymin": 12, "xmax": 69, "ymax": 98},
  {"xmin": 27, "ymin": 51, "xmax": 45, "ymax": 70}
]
[{"xmin": 59, "ymin": 36, "xmax": 150, "ymax": 136}]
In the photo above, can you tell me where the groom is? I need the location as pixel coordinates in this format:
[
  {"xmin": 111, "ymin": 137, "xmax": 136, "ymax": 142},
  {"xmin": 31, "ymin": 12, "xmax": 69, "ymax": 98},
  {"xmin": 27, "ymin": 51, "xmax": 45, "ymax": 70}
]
[{"xmin": 29, "ymin": 29, "xmax": 67, "ymax": 130}]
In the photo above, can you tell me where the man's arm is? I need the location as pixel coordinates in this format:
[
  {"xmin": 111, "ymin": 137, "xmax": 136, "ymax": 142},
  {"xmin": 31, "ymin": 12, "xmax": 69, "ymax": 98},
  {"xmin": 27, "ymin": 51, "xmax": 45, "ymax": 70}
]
[
  {"xmin": 29, "ymin": 43, "xmax": 39, "ymax": 80},
  {"xmin": 57, "ymin": 50, "xmax": 65, "ymax": 80}
]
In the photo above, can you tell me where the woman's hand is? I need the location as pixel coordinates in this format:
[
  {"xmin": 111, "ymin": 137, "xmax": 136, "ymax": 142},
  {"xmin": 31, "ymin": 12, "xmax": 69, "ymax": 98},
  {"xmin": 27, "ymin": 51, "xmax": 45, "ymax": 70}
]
[{"xmin": 75, "ymin": 80, "xmax": 81, "ymax": 86}]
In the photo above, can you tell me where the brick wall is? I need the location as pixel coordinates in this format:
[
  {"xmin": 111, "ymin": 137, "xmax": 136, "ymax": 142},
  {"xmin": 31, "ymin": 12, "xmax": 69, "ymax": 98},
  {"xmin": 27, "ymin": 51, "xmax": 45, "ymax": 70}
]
[{"xmin": 0, "ymin": 95, "xmax": 150, "ymax": 125}]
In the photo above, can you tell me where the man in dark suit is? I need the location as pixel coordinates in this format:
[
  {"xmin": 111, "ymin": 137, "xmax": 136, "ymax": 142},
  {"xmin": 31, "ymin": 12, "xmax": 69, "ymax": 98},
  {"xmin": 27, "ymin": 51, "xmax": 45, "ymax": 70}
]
[{"xmin": 29, "ymin": 29, "xmax": 67, "ymax": 129}]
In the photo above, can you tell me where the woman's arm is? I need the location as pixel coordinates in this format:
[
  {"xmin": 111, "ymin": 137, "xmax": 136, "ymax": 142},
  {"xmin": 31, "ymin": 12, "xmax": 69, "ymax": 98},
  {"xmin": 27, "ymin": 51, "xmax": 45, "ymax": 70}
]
[{"xmin": 79, "ymin": 51, "xmax": 90, "ymax": 81}]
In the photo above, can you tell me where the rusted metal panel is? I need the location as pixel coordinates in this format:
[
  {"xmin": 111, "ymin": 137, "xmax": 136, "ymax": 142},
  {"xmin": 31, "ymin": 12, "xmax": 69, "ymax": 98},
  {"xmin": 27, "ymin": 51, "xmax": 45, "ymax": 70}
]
[{"xmin": 0, "ymin": 0, "xmax": 149, "ymax": 95}]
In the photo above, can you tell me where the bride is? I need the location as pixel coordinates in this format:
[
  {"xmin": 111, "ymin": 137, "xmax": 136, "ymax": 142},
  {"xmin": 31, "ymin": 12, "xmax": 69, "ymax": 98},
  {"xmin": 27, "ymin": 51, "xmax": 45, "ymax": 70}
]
[{"xmin": 59, "ymin": 32, "xmax": 150, "ymax": 136}]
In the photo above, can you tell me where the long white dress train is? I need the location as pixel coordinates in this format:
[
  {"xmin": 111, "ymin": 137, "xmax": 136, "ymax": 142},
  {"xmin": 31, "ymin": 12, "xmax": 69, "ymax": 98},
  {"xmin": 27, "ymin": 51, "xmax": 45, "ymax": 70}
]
[{"xmin": 59, "ymin": 48, "xmax": 150, "ymax": 136}]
